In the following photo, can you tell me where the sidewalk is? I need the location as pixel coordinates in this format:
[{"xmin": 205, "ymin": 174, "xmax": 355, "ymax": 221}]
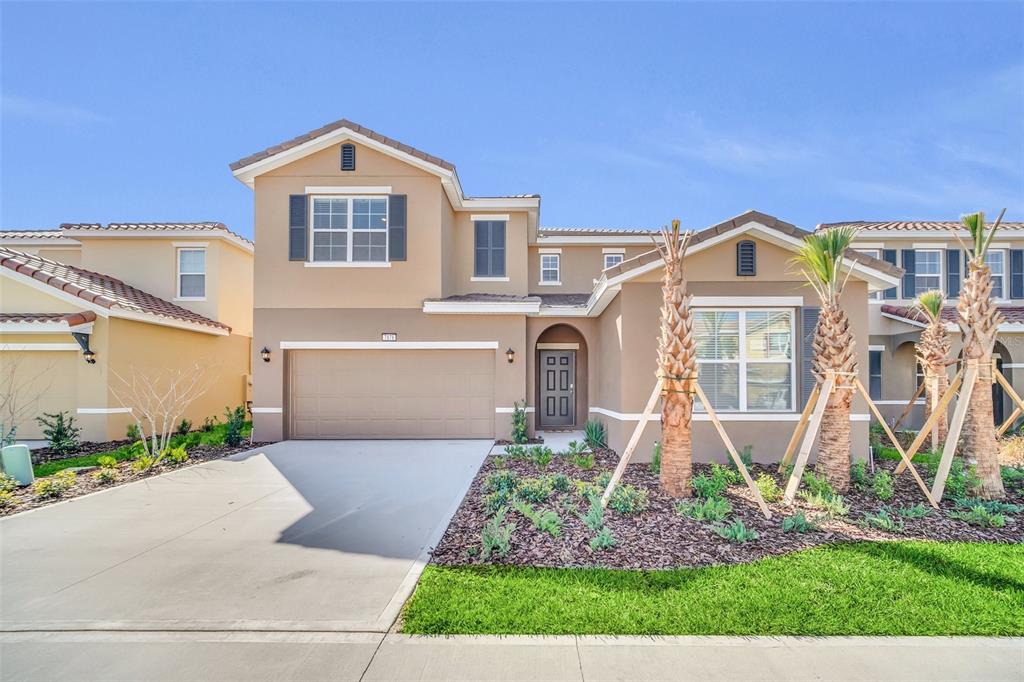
[{"xmin": 2, "ymin": 632, "xmax": 1020, "ymax": 681}]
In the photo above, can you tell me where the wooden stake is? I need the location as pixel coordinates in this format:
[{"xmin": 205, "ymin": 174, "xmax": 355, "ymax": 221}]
[
  {"xmin": 600, "ymin": 378, "xmax": 663, "ymax": 508},
  {"xmin": 892, "ymin": 381, "xmax": 927, "ymax": 432},
  {"xmin": 782, "ymin": 373, "xmax": 835, "ymax": 504},
  {"xmin": 930, "ymin": 375, "xmax": 939, "ymax": 451},
  {"xmin": 994, "ymin": 369, "xmax": 1024, "ymax": 436},
  {"xmin": 894, "ymin": 368, "xmax": 964, "ymax": 475},
  {"xmin": 931, "ymin": 363, "xmax": 978, "ymax": 501},
  {"xmin": 852, "ymin": 377, "xmax": 938, "ymax": 508},
  {"xmin": 779, "ymin": 383, "xmax": 819, "ymax": 472},
  {"xmin": 693, "ymin": 382, "xmax": 772, "ymax": 519}
]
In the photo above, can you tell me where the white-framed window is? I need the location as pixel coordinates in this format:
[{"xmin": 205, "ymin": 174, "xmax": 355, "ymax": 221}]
[
  {"xmin": 915, "ymin": 250, "xmax": 942, "ymax": 295},
  {"xmin": 860, "ymin": 249, "xmax": 881, "ymax": 300},
  {"xmin": 311, "ymin": 196, "xmax": 388, "ymax": 263},
  {"xmin": 540, "ymin": 254, "xmax": 561, "ymax": 284},
  {"xmin": 693, "ymin": 309, "xmax": 794, "ymax": 412},
  {"xmin": 177, "ymin": 248, "xmax": 206, "ymax": 299},
  {"xmin": 603, "ymin": 253, "xmax": 624, "ymax": 270},
  {"xmin": 986, "ymin": 249, "xmax": 1006, "ymax": 299}
]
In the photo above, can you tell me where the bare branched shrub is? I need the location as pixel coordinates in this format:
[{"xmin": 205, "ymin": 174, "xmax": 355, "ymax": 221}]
[{"xmin": 0, "ymin": 352, "xmax": 54, "ymax": 445}]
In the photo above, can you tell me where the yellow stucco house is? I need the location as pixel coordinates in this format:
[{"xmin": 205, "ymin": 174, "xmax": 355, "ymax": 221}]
[{"xmin": 0, "ymin": 223, "xmax": 253, "ymax": 441}]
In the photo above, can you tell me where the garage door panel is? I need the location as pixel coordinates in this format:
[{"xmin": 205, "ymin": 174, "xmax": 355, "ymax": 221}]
[{"xmin": 288, "ymin": 350, "xmax": 495, "ymax": 439}]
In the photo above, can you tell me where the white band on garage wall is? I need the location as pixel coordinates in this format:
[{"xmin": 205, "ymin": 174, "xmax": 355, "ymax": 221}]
[
  {"xmin": 0, "ymin": 343, "xmax": 80, "ymax": 351},
  {"xmin": 495, "ymin": 406, "xmax": 536, "ymax": 414},
  {"xmin": 77, "ymin": 407, "xmax": 132, "ymax": 414},
  {"xmin": 251, "ymin": 407, "xmax": 283, "ymax": 414},
  {"xmin": 280, "ymin": 341, "xmax": 501, "ymax": 350},
  {"xmin": 589, "ymin": 407, "xmax": 870, "ymax": 422}
]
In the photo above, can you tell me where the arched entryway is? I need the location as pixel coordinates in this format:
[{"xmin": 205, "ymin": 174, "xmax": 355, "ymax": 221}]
[
  {"xmin": 535, "ymin": 324, "xmax": 588, "ymax": 429},
  {"xmin": 954, "ymin": 340, "xmax": 1013, "ymax": 426}
]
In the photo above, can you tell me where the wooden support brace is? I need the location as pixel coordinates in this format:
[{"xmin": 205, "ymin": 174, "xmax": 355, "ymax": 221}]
[
  {"xmin": 782, "ymin": 374, "xmax": 835, "ymax": 504},
  {"xmin": 894, "ymin": 368, "xmax": 964, "ymax": 475},
  {"xmin": 600, "ymin": 378, "xmax": 663, "ymax": 508},
  {"xmin": 994, "ymin": 369, "xmax": 1024, "ymax": 436},
  {"xmin": 892, "ymin": 381, "xmax": 927, "ymax": 432},
  {"xmin": 930, "ymin": 364, "xmax": 978, "ymax": 501},
  {"xmin": 929, "ymin": 375, "xmax": 940, "ymax": 451},
  {"xmin": 693, "ymin": 382, "xmax": 772, "ymax": 519},
  {"xmin": 779, "ymin": 383, "xmax": 820, "ymax": 472}
]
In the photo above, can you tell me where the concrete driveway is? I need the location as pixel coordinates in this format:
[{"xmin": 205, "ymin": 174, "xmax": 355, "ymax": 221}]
[{"xmin": 0, "ymin": 440, "xmax": 487, "ymax": 634}]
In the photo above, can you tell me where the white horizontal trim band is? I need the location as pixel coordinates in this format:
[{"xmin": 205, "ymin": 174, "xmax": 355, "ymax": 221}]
[
  {"xmin": 537, "ymin": 281, "xmax": 562, "ymax": 286},
  {"xmin": 538, "ymin": 248, "xmax": 562, "ymax": 254},
  {"xmin": 77, "ymin": 407, "xmax": 132, "ymax": 414},
  {"xmin": 251, "ymin": 407, "xmax": 283, "ymax": 414},
  {"xmin": 172, "ymin": 241, "xmax": 209, "ymax": 248},
  {"xmin": 423, "ymin": 301, "xmax": 539, "ymax": 314},
  {"xmin": 470, "ymin": 214, "xmax": 510, "ymax": 222},
  {"xmin": 536, "ymin": 343, "xmax": 579, "ymax": 350},
  {"xmin": 873, "ymin": 400, "xmax": 925, "ymax": 405},
  {"xmin": 602, "ymin": 247, "xmax": 626, "ymax": 254},
  {"xmin": 305, "ymin": 185, "xmax": 392, "ymax": 194},
  {"xmin": 495, "ymin": 406, "xmax": 536, "ymax": 414},
  {"xmin": 1002, "ymin": 363, "xmax": 1024, "ymax": 369},
  {"xmin": 0, "ymin": 343, "xmax": 80, "ymax": 351},
  {"xmin": 0, "ymin": 322, "xmax": 93, "ymax": 334},
  {"xmin": 304, "ymin": 261, "xmax": 392, "ymax": 268},
  {"xmin": 692, "ymin": 296, "xmax": 803, "ymax": 307},
  {"xmin": 280, "ymin": 341, "xmax": 501, "ymax": 350},
  {"xmin": 868, "ymin": 345, "xmax": 886, "ymax": 351},
  {"xmin": 589, "ymin": 407, "xmax": 870, "ymax": 422},
  {"xmin": 470, "ymin": 276, "xmax": 510, "ymax": 282}
]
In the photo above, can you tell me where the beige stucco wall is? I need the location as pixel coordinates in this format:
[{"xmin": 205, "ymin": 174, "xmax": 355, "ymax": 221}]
[
  {"xmin": 449, "ymin": 211, "xmax": 531, "ymax": 296},
  {"xmin": 528, "ymin": 245, "xmax": 651, "ymax": 293},
  {"xmin": 37, "ymin": 247, "xmax": 82, "ymax": 265}
]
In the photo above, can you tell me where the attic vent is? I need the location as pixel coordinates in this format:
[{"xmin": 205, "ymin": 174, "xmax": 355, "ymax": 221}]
[
  {"xmin": 340, "ymin": 144, "xmax": 356, "ymax": 171},
  {"xmin": 736, "ymin": 240, "xmax": 756, "ymax": 276}
]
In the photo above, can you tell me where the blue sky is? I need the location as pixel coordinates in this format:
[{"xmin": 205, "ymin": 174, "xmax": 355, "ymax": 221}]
[{"xmin": 2, "ymin": 2, "xmax": 1021, "ymax": 240}]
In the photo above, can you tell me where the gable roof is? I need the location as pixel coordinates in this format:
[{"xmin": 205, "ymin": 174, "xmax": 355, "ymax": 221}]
[
  {"xmin": 818, "ymin": 220, "xmax": 1024, "ymax": 234},
  {"xmin": 0, "ymin": 248, "xmax": 230, "ymax": 335},
  {"xmin": 60, "ymin": 222, "xmax": 253, "ymax": 251}
]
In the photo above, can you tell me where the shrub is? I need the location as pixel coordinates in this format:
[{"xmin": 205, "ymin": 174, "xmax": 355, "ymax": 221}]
[
  {"xmin": 33, "ymin": 470, "xmax": 76, "ymax": 499},
  {"xmin": 925, "ymin": 458, "xmax": 979, "ymax": 501},
  {"xmin": 1002, "ymin": 466, "xmax": 1024, "ymax": 486},
  {"xmin": 200, "ymin": 416, "xmax": 218, "ymax": 432},
  {"xmin": 953, "ymin": 498, "xmax": 1021, "ymax": 515},
  {"xmin": 166, "ymin": 446, "xmax": 189, "ymax": 464},
  {"xmin": 782, "ymin": 512, "xmax": 817, "ymax": 533},
  {"xmin": 714, "ymin": 519, "xmax": 758, "ymax": 543},
  {"xmin": 584, "ymin": 419, "xmax": 607, "ymax": 449},
  {"xmin": 692, "ymin": 474, "xmax": 727, "ymax": 499},
  {"xmin": 892, "ymin": 503, "xmax": 932, "ymax": 519},
  {"xmin": 480, "ymin": 508, "xmax": 515, "ymax": 559},
  {"xmin": 484, "ymin": 490, "xmax": 514, "ymax": 514},
  {"xmin": 126, "ymin": 422, "xmax": 142, "ymax": 441},
  {"xmin": 92, "ymin": 468, "xmax": 117, "ymax": 485},
  {"xmin": 0, "ymin": 473, "xmax": 18, "ymax": 494},
  {"xmin": 860, "ymin": 509, "xmax": 904, "ymax": 533},
  {"xmin": 580, "ymin": 496, "xmax": 605, "ymax": 531},
  {"xmin": 514, "ymin": 500, "xmax": 562, "ymax": 537},
  {"xmin": 869, "ymin": 422, "xmax": 886, "ymax": 448},
  {"xmin": 131, "ymin": 455, "xmax": 156, "ymax": 472},
  {"xmin": 484, "ymin": 469, "xmax": 519, "ymax": 495},
  {"xmin": 608, "ymin": 484, "xmax": 648, "ymax": 515},
  {"xmin": 947, "ymin": 505, "xmax": 1006, "ymax": 528},
  {"xmin": 728, "ymin": 445, "xmax": 754, "ymax": 473},
  {"xmin": 36, "ymin": 411, "xmax": 80, "ymax": 455},
  {"xmin": 516, "ymin": 477, "xmax": 553, "ymax": 504},
  {"xmin": 676, "ymin": 496, "xmax": 732, "ymax": 522},
  {"xmin": 511, "ymin": 400, "xmax": 529, "ymax": 444},
  {"xmin": 589, "ymin": 527, "xmax": 616, "ymax": 551},
  {"xmin": 594, "ymin": 471, "xmax": 612, "ymax": 489},
  {"xmin": 802, "ymin": 471, "xmax": 834, "ymax": 498},
  {"xmin": 710, "ymin": 462, "xmax": 740, "ymax": 486},
  {"xmin": 503, "ymin": 444, "xmax": 527, "ymax": 459},
  {"xmin": 223, "ymin": 406, "xmax": 247, "ymax": 447},
  {"xmin": 800, "ymin": 491, "xmax": 850, "ymax": 517},
  {"xmin": 0, "ymin": 490, "xmax": 17, "ymax": 508},
  {"xmin": 871, "ymin": 471, "xmax": 895, "ymax": 501},
  {"xmin": 96, "ymin": 455, "xmax": 118, "ymax": 470},
  {"xmin": 548, "ymin": 473, "xmax": 572, "ymax": 493},
  {"xmin": 176, "ymin": 419, "xmax": 192, "ymax": 436},
  {"xmin": 569, "ymin": 451, "xmax": 594, "ymax": 470},
  {"xmin": 755, "ymin": 473, "xmax": 783, "ymax": 502},
  {"xmin": 650, "ymin": 441, "xmax": 661, "ymax": 475},
  {"xmin": 528, "ymin": 446, "xmax": 554, "ymax": 469},
  {"xmin": 851, "ymin": 461, "xmax": 870, "ymax": 490}
]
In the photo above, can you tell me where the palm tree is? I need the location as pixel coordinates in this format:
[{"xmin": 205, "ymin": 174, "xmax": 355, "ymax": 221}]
[
  {"xmin": 654, "ymin": 219, "xmax": 696, "ymax": 497},
  {"xmin": 953, "ymin": 210, "xmax": 1006, "ymax": 499},
  {"xmin": 914, "ymin": 290, "xmax": 952, "ymax": 444},
  {"xmin": 793, "ymin": 227, "xmax": 859, "ymax": 492}
]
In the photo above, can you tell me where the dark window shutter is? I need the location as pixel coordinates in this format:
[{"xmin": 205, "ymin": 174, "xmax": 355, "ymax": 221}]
[
  {"xmin": 1011, "ymin": 249, "xmax": 1024, "ymax": 299},
  {"xmin": 800, "ymin": 306, "xmax": 820, "ymax": 405},
  {"xmin": 340, "ymin": 144, "xmax": 356, "ymax": 171},
  {"xmin": 736, "ymin": 240, "xmax": 756, "ymax": 276},
  {"xmin": 388, "ymin": 194, "xmax": 407, "ymax": 261},
  {"xmin": 946, "ymin": 249, "xmax": 962, "ymax": 298},
  {"xmin": 868, "ymin": 350, "xmax": 883, "ymax": 400},
  {"xmin": 901, "ymin": 249, "xmax": 916, "ymax": 299},
  {"xmin": 882, "ymin": 249, "xmax": 897, "ymax": 299},
  {"xmin": 288, "ymin": 195, "xmax": 307, "ymax": 261}
]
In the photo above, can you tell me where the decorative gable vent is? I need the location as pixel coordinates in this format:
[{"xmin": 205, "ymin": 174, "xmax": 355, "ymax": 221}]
[
  {"xmin": 736, "ymin": 240, "xmax": 756, "ymax": 276},
  {"xmin": 340, "ymin": 143, "xmax": 356, "ymax": 171}
]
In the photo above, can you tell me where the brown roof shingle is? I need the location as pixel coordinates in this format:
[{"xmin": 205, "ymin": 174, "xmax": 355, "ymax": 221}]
[
  {"xmin": 0, "ymin": 248, "xmax": 230, "ymax": 333},
  {"xmin": 818, "ymin": 221, "xmax": 1024, "ymax": 233},
  {"xmin": 0, "ymin": 311, "xmax": 97, "ymax": 326},
  {"xmin": 881, "ymin": 304, "xmax": 1024, "ymax": 325},
  {"xmin": 60, "ymin": 222, "xmax": 253, "ymax": 247},
  {"xmin": 0, "ymin": 230, "xmax": 66, "ymax": 240}
]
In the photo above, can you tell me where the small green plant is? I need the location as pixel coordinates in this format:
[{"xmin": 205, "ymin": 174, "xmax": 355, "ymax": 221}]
[
  {"xmin": 491, "ymin": 455, "xmax": 507, "ymax": 468},
  {"xmin": 96, "ymin": 455, "xmax": 118, "ymax": 470},
  {"xmin": 714, "ymin": 519, "xmax": 758, "ymax": 543},
  {"xmin": 608, "ymin": 484, "xmax": 649, "ymax": 515},
  {"xmin": 691, "ymin": 474, "xmax": 727, "ymax": 499},
  {"xmin": 511, "ymin": 400, "xmax": 529, "ymax": 444},
  {"xmin": 589, "ymin": 526, "xmax": 616, "ymax": 551},
  {"xmin": 926, "ymin": 458, "xmax": 980, "ymax": 501},
  {"xmin": 0, "ymin": 490, "xmax": 17, "ymax": 508},
  {"xmin": 800, "ymin": 491, "xmax": 850, "ymax": 517},
  {"xmin": 676, "ymin": 496, "xmax": 732, "ymax": 522},
  {"xmin": 782, "ymin": 512, "xmax": 817, "ymax": 533},
  {"xmin": 548, "ymin": 473, "xmax": 572, "ymax": 493},
  {"xmin": 871, "ymin": 471, "xmax": 895, "ymax": 501},
  {"xmin": 503, "ymin": 444, "xmax": 527, "ymax": 459},
  {"xmin": 480, "ymin": 507, "xmax": 515, "ymax": 559},
  {"xmin": 514, "ymin": 500, "xmax": 563, "ymax": 537},
  {"xmin": 594, "ymin": 471, "xmax": 612, "ymax": 488},
  {"xmin": 166, "ymin": 446, "xmax": 189, "ymax": 464},
  {"xmin": 176, "ymin": 419, "xmax": 192, "ymax": 435},
  {"xmin": 36, "ymin": 411, "xmax": 81, "ymax": 455},
  {"xmin": 851, "ymin": 461, "xmax": 870, "ymax": 490},
  {"xmin": 1001, "ymin": 466, "xmax": 1024, "ymax": 485},
  {"xmin": 580, "ymin": 496, "xmax": 605, "ymax": 531},
  {"xmin": 200, "ymin": 416, "xmax": 218, "ymax": 432},
  {"xmin": 569, "ymin": 451, "xmax": 595, "ymax": 469},
  {"xmin": 953, "ymin": 497, "xmax": 1021, "ymax": 515},
  {"xmin": 869, "ymin": 422, "xmax": 886, "ymax": 448},
  {"xmin": 132, "ymin": 455, "xmax": 156, "ymax": 472},
  {"xmin": 33, "ymin": 470, "xmax": 76, "ymax": 499},
  {"xmin": 484, "ymin": 469, "xmax": 519, "ymax": 495},
  {"xmin": 650, "ymin": 441, "xmax": 662, "ymax": 475},
  {"xmin": 0, "ymin": 473, "xmax": 18, "ymax": 494},
  {"xmin": 802, "ymin": 471, "xmax": 835, "ymax": 498},
  {"xmin": 710, "ymin": 462, "xmax": 740, "ymax": 486},
  {"xmin": 484, "ymin": 490, "xmax": 514, "ymax": 514},
  {"xmin": 92, "ymin": 468, "xmax": 117, "ymax": 485},
  {"xmin": 728, "ymin": 445, "xmax": 754, "ymax": 473},
  {"xmin": 860, "ymin": 509, "xmax": 904, "ymax": 533},
  {"xmin": 892, "ymin": 503, "xmax": 932, "ymax": 519},
  {"xmin": 126, "ymin": 422, "xmax": 142, "ymax": 441},
  {"xmin": 755, "ymin": 473, "xmax": 783, "ymax": 502},
  {"xmin": 223, "ymin": 406, "xmax": 246, "ymax": 447},
  {"xmin": 584, "ymin": 419, "xmax": 607, "ymax": 449},
  {"xmin": 947, "ymin": 505, "xmax": 1007, "ymax": 527},
  {"xmin": 516, "ymin": 477, "xmax": 553, "ymax": 503},
  {"xmin": 528, "ymin": 445, "xmax": 554, "ymax": 469}
]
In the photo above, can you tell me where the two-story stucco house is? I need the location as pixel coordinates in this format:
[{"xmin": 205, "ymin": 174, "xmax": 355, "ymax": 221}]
[
  {"xmin": 233, "ymin": 120, "xmax": 900, "ymax": 461},
  {"xmin": 829, "ymin": 220, "xmax": 1024, "ymax": 430},
  {"xmin": 0, "ymin": 224, "xmax": 253, "ymax": 441}
]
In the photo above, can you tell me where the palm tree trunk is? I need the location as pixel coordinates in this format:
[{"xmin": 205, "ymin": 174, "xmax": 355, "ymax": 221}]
[
  {"xmin": 811, "ymin": 302, "xmax": 856, "ymax": 493},
  {"xmin": 923, "ymin": 369, "xmax": 949, "ymax": 444},
  {"xmin": 660, "ymin": 387, "xmax": 693, "ymax": 497},
  {"xmin": 817, "ymin": 389, "xmax": 852, "ymax": 493},
  {"xmin": 962, "ymin": 361, "xmax": 1005, "ymax": 498}
]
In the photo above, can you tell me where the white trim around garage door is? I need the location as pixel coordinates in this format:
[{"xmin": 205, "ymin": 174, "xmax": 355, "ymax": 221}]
[
  {"xmin": 589, "ymin": 407, "xmax": 870, "ymax": 422},
  {"xmin": 279, "ymin": 341, "xmax": 501, "ymax": 350},
  {"xmin": 251, "ymin": 407, "xmax": 284, "ymax": 414},
  {"xmin": 0, "ymin": 343, "xmax": 80, "ymax": 351}
]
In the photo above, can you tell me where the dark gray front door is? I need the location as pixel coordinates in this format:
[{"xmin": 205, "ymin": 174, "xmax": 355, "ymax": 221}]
[{"xmin": 540, "ymin": 350, "xmax": 575, "ymax": 427}]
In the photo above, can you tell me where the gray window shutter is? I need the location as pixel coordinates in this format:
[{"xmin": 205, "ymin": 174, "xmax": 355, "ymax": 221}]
[
  {"xmin": 340, "ymin": 144, "xmax": 356, "ymax": 171},
  {"xmin": 736, "ymin": 240, "xmax": 756, "ymax": 276},
  {"xmin": 901, "ymin": 250, "xmax": 916, "ymax": 299},
  {"xmin": 288, "ymin": 195, "xmax": 307, "ymax": 261},
  {"xmin": 388, "ymin": 194, "xmax": 407, "ymax": 261},
  {"xmin": 1012, "ymin": 249, "xmax": 1024, "ymax": 299},
  {"xmin": 946, "ymin": 249, "xmax": 962, "ymax": 298},
  {"xmin": 800, "ymin": 306, "xmax": 820, "ymax": 405},
  {"xmin": 882, "ymin": 249, "xmax": 897, "ymax": 299}
]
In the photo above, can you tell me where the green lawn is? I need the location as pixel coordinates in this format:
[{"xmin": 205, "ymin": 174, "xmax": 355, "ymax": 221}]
[{"xmin": 402, "ymin": 541, "xmax": 1024, "ymax": 636}]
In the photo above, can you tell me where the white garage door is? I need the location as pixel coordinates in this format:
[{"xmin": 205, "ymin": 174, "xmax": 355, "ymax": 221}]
[{"xmin": 288, "ymin": 350, "xmax": 495, "ymax": 438}]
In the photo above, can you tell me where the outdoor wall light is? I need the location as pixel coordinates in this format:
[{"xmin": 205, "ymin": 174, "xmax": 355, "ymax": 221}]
[
  {"xmin": 72, "ymin": 332, "xmax": 96, "ymax": 364},
  {"xmin": 82, "ymin": 349, "xmax": 96, "ymax": 364},
  {"xmin": 506, "ymin": 347, "xmax": 516, "ymax": 364},
  {"xmin": 260, "ymin": 346, "xmax": 272, "ymax": 363}
]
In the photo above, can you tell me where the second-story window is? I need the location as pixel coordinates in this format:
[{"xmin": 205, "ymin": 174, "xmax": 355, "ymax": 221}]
[
  {"xmin": 603, "ymin": 253, "xmax": 624, "ymax": 270},
  {"xmin": 177, "ymin": 248, "xmax": 206, "ymax": 299},
  {"xmin": 986, "ymin": 250, "xmax": 1006, "ymax": 299},
  {"xmin": 540, "ymin": 254, "xmax": 561, "ymax": 284},
  {"xmin": 311, "ymin": 196, "xmax": 387, "ymax": 263},
  {"xmin": 860, "ymin": 249, "xmax": 881, "ymax": 300},
  {"xmin": 474, "ymin": 220, "xmax": 506, "ymax": 277},
  {"xmin": 915, "ymin": 250, "xmax": 941, "ymax": 295}
]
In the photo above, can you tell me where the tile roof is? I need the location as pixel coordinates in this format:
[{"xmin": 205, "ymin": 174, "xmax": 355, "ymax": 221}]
[
  {"xmin": 229, "ymin": 119, "xmax": 457, "ymax": 173},
  {"xmin": 0, "ymin": 230, "xmax": 65, "ymax": 240},
  {"xmin": 0, "ymin": 248, "xmax": 230, "ymax": 333},
  {"xmin": 818, "ymin": 221, "xmax": 1024, "ymax": 233},
  {"xmin": 881, "ymin": 304, "xmax": 1024, "ymax": 325},
  {"xmin": 0, "ymin": 311, "xmax": 96, "ymax": 326},
  {"xmin": 423, "ymin": 293, "xmax": 541, "ymax": 304},
  {"xmin": 540, "ymin": 227, "xmax": 658, "ymax": 235},
  {"xmin": 535, "ymin": 293, "xmax": 591, "ymax": 308},
  {"xmin": 60, "ymin": 222, "xmax": 253, "ymax": 247}
]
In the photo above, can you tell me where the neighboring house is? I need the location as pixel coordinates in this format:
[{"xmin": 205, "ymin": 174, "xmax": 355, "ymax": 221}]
[
  {"xmin": 826, "ymin": 221, "xmax": 1024, "ymax": 430},
  {"xmin": 233, "ymin": 119, "xmax": 899, "ymax": 460},
  {"xmin": 0, "ymin": 224, "xmax": 254, "ymax": 441}
]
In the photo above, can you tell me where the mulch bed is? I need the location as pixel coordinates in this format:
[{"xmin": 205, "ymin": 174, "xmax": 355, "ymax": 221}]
[
  {"xmin": 431, "ymin": 450, "xmax": 1024, "ymax": 570},
  {"xmin": 30, "ymin": 439, "xmax": 134, "ymax": 465},
  {"xmin": 2, "ymin": 441, "xmax": 270, "ymax": 516}
]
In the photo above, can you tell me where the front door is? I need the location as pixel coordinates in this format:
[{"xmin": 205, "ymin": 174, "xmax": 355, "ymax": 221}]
[{"xmin": 539, "ymin": 350, "xmax": 575, "ymax": 428}]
